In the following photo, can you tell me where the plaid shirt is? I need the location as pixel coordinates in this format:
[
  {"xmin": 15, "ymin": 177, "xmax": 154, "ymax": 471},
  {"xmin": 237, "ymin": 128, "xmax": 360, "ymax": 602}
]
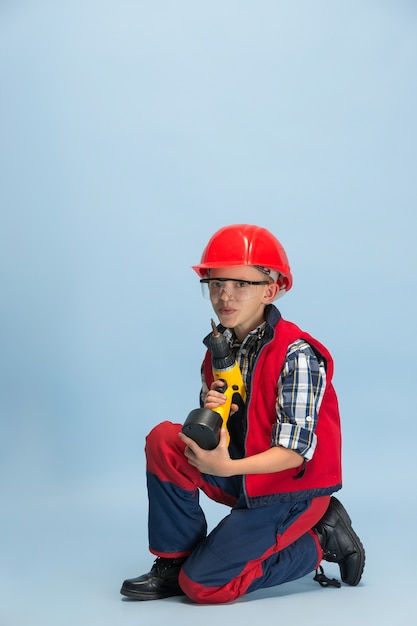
[{"xmin": 200, "ymin": 323, "xmax": 326, "ymax": 460}]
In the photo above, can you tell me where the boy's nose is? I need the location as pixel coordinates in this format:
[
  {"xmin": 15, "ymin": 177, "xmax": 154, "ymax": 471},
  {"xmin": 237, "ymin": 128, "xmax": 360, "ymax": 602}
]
[{"xmin": 219, "ymin": 283, "xmax": 233, "ymax": 300}]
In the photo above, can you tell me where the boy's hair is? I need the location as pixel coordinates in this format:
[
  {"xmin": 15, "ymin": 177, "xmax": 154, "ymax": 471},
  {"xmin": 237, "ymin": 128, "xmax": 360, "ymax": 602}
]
[{"xmin": 252, "ymin": 266, "xmax": 279, "ymax": 282}]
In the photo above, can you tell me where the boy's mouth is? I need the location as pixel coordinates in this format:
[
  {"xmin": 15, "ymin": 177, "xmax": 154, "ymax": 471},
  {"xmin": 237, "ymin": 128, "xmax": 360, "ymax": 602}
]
[{"xmin": 218, "ymin": 306, "xmax": 237, "ymax": 316}]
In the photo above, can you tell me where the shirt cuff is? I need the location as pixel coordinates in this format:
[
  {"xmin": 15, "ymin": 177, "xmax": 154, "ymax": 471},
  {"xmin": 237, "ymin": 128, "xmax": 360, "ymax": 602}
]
[{"xmin": 271, "ymin": 423, "xmax": 317, "ymax": 461}]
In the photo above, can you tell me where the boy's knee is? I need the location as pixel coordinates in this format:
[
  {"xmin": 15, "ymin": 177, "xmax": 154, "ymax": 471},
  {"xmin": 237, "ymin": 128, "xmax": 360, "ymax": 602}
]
[
  {"xmin": 179, "ymin": 568, "xmax": 237, "ymax": 605},
  {"xmin": 146, "ymin": 421, "xmax": 181, "ymax": 455},
  {"xmin": 145, "ymin": 421, "xmax": 186, "ymax": 478},
  {"xmin": 179, "ymin": 569, "xmax": 213, "ymax": 604}
]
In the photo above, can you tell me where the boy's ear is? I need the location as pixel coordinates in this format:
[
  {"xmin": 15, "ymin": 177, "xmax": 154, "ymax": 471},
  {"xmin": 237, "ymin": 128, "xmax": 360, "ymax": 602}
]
[{"xmin": 263, "ymin": 282, "xmax": 280, "ymax": 302}]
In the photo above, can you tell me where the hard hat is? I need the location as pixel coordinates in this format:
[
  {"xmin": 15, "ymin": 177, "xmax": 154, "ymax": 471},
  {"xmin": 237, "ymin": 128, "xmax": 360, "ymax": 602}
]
[{"xmin": 192, "ymin": 224, "xmax": 293, "ymax": 292}]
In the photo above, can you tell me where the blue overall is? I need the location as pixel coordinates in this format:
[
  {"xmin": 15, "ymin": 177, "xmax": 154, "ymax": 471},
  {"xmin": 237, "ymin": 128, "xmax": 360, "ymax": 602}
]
[{"xmin": 146, "ymin": 421, "xmax": 328, "ymax": 604}]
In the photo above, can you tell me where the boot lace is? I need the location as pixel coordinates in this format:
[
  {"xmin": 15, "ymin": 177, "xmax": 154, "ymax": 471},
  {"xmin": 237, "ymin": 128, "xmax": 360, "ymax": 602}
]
[{"xmin": 313, "ymin": 565, "xmax": 341, "ymax": 588}]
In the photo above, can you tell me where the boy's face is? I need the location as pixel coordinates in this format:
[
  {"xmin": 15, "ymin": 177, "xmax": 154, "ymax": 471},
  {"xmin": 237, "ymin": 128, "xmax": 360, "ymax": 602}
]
[{"xmin": 208, "ymin": 266, "xmax": 279, "ymax": 339}]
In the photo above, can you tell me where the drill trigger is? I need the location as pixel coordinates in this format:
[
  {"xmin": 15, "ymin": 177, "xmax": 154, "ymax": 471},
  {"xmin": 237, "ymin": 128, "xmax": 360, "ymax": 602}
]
[{"xmin": 216, "ymin": 379, "xmax": 228, "ymax": 394}]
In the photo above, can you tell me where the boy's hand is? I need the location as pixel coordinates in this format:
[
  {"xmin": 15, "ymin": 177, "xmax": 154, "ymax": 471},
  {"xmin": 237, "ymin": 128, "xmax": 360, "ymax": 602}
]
[
  {"xmin": 204, "ymin": 380, "xmax": 239, "ymax": 415},
  {"xmin": 178, "ymin": 428, "xmax": 234, "ymax": 477}
]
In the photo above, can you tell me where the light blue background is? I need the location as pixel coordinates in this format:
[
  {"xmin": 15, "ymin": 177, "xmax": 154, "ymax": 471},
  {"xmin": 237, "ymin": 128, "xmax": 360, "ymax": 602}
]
[{"xmin": 1, "ymin": 1, "xmax": 416, "ymax": 624}]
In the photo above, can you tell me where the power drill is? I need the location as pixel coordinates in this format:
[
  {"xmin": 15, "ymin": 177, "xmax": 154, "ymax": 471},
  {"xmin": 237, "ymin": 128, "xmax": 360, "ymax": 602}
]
[{"xmin": 182, "ymin": 319, "xmax": 246, "ymax": 450}]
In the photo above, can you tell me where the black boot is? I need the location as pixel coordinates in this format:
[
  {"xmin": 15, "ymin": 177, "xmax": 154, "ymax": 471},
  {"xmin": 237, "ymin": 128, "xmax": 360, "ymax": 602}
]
[
  {"xmin": 120, "ymin": 557, "xmax": 186, "ymax": 600},
  {"xmin": 313, "ymin": 497, "xmax": 365, "ymax": 586}
]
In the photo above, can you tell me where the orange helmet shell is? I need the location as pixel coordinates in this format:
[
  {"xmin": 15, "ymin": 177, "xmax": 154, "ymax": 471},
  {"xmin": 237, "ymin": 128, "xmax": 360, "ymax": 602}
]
[{"xmin": 192, "ymin": 224, "xmax": 293, "ymax": 291}]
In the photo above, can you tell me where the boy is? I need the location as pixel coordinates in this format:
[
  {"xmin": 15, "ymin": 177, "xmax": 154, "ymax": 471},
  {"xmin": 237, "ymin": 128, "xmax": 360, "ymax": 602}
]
[{"xmin": 120, "ymin": 224, "xmax": 365, "ymax": 603}]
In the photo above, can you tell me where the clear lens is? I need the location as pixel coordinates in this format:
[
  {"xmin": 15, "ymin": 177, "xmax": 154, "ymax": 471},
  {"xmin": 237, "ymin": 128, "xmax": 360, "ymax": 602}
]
[{"xmin": 200, "ymin": 279, "xmax": 269, "ymax": 301}]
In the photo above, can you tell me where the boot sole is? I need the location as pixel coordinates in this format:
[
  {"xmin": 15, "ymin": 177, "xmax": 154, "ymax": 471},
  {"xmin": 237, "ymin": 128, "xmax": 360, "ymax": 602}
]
[
  {"xmin": 120, "ymin": 586, "xmax": 185, "ymax": 601},
  {"xmin": 330, "ymin": 497, "xmax": 366, "ymax": 586}
]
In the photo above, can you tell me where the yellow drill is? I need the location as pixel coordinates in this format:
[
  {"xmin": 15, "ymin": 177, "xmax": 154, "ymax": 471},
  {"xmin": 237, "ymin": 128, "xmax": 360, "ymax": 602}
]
[{"xmin": 182, "ymin": 319, "xmax": 246, "ymax": 449}]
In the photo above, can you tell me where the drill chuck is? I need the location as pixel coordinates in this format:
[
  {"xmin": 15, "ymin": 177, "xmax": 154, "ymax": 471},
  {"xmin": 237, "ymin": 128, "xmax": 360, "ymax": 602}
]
[{"xmin": 209, "ymin": 319, "xmax": 235, "ymax": 371}]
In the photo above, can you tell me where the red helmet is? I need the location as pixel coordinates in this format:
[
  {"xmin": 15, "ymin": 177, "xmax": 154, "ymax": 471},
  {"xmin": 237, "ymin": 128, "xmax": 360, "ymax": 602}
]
[{"xmin": 192, "ymin": 224, "xmax": 293, "ymax": 292}]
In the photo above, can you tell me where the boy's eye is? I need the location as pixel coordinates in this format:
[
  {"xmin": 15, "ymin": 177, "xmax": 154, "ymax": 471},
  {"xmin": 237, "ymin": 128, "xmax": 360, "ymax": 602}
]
[{"xmin": 210, "ymin": 280, "xmax": 249, "ymax": 289}]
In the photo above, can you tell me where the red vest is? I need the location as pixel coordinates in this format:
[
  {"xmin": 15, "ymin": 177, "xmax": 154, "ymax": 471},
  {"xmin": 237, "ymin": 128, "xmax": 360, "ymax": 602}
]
[{"xmin": 203, "ymin": 317, "xmax": 342, "ymax": 505}]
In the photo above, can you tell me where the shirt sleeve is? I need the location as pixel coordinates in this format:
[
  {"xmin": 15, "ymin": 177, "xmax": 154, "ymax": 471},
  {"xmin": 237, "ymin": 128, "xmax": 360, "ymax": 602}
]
[{"xmin": 271, "ymin": 340, "xmax": 327, "ymax": 460}]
